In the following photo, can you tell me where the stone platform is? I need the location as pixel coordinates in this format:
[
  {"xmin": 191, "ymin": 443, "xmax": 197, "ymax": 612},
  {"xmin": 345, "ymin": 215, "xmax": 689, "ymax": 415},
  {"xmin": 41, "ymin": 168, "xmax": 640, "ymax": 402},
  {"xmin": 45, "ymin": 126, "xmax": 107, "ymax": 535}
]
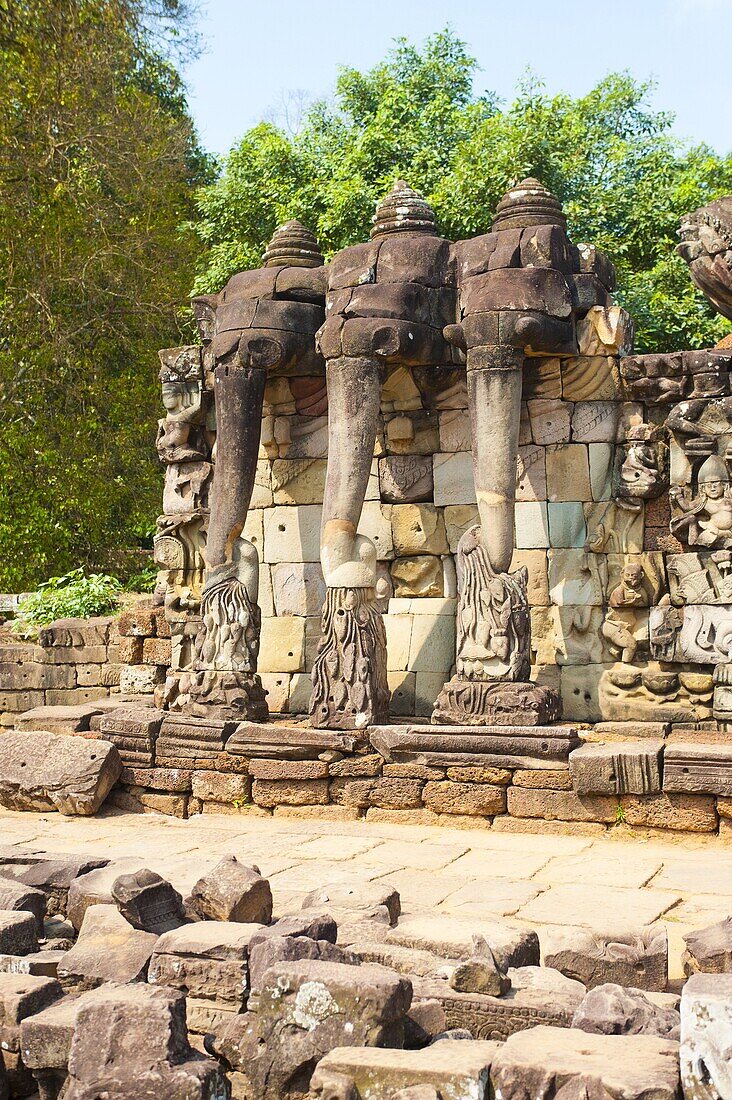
[{"xmin": 7, "ymin": 700, "xmax": 731, "ymax": 838}]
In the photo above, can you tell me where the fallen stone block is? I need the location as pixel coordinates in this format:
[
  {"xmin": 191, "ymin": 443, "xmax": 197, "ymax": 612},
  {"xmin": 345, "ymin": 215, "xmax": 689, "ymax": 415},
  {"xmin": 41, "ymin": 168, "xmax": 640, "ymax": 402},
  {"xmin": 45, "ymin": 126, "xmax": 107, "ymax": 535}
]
[
  {"xmin": 20, "ymin": 991, "xmax": 98, "ymax": 1098},
  {"xmin": 682, "ymin": 917, "xmax": 732, "ymax": 976},
  {"xmin": 0, "ymin": 731, "xmax": 121, "ymax": 815},
  {"xmin": 63, "ymin": 982, "xmax": 229, "ymax": 1099},
  {"xmin": 0, "ymin": 951, "xmax": 65, "ymax": 980},
  {"xmin": 248, "ymin": 935, "xmax": 360, "ymax": 999},
  {"xmin": 302, "ymin": 883, "xmax": 401, "ymax": 926},
  {"xmin": 680, "ymin": 973, "xmax": 732, "ymax": 1100},
  {"xmin": 544, "ymin": 924, "xmax": 668, "ymax": 991},
  {"xmin": 569, "ymin": 742, "xmax": 663, "ymax": 795},
  {"xmin": 371, "ymin": 725, "xmax": 581, "ymax": 769},
  {"xmin": 186, "ymin": 855, "xmax": 273, "ymax": 924},
  {"xmin": 0, "ymin": 973, "xmax": 62, "ymax": 1095},
  {"xmin": 412, "ymin": 965, "xmax": 585, "ymax": 1041},
  {"xmin": 111, "ymin": 869, "xmax": 186, "ymax": 934},
  {"xmin": 0, "ymin": 913, "xmax": 37, "ymax": 957},
  {"xmin": 311, "ymin": 1040, "xmax": 501, "ymax": 1099},
  {"xmin": 14, "ymin": 703, "xmax": 109, "ymax": 736},
  {"xmin": 350, "ymin": 940, "xmax": 462, "ymax": 979},
  {"xmin": 385, "ymin": 915, "xmax": 540, "ymax": 970},
  {"xmin": 56, "ymin": 904, "xmax": 158, "ymax": 991},
  {"xmin": 491, "ymin": 1025, "xmax": 680, "ymax": 1100},
  {"xmin": 66, "ymin": 860, "xmax": 144, "ymax": 931},
  {"xmin": 0, "ymin": 877, "xmax": 46, "ymax": 936},
  {"xmin": 251, "ymin": 911, "xmax": 338, "ymax": 945},
  {"xmin": 404, "ymin": 999, "xmax": 447, "ymax": 1049},
  {"xmin": 97, "ymin": 707, "xmax": 165, "ymax": 767},
  {"xmin": 148, "ymin": 921, "xmax": 265, "ymax": 1023},
  {"xmin": 448, "ymin": 939, "xmax": 511, "ymax": 997},
  {"xmin": 213, "ymin": 959, "xmax": 412, "ymax": 1100},
  {"xmin": 0, "ymin": 855, "xmax": 108, "ymax": 917},
  {"xmin": 572, "ymin": 983, "xmax": 679, "ymax": 1039},
  {"xmin": 663, "ymin": 741, "xmax": 732, "ymax": 796}
]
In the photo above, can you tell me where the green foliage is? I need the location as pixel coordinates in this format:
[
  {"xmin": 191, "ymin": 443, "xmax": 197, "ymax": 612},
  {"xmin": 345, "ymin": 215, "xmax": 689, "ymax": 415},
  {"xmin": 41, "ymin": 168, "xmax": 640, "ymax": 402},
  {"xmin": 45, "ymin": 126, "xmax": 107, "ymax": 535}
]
[
  {"xmin": 123, "ymin": 559, "xmax": 159, "ymax": 593},
  {"xmin": 0, "ymin": 0, "xmax": 212, "ymax": 590},
  {"xmin": 192, "ymin": 31, "xmax": 732, "ymax": 354},
  {"xmin": 12, "ymin": 568, "xmax": 122, "ymax": 636}
]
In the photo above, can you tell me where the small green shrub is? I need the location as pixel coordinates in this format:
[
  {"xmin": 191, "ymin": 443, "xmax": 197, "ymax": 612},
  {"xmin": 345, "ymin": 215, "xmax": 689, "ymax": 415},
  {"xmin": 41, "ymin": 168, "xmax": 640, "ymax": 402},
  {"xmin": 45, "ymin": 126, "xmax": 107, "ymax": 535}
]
[
  {"xmin": 12, "ymin": 568, "xmax": 122, "ymax": 637},
  {"xmin": 123, "ymin": 560, "xmax": 159, "ymax": 594}
]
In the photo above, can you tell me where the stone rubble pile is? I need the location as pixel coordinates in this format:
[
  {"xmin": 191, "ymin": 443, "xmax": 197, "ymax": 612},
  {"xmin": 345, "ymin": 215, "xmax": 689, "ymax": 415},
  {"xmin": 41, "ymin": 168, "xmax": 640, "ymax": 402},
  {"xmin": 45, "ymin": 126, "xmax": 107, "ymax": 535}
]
[{"xmin": 0, "ymin": 849, "xmax": 729, "ymax": 1099}]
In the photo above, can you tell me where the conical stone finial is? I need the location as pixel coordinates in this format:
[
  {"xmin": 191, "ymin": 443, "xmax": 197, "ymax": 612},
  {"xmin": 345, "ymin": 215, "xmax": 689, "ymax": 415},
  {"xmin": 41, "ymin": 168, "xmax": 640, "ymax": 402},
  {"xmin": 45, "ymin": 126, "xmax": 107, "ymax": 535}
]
[
  {"xmin": 491, "ymin": 177, "xmax": 567, "ymax": 231},
  {"xmin": 370, "ymin": 180, "xmax": 438, "ymax": 240},
  {"xmin": 262, "ymin": 219, "xmax": 324, "ymax": 268}
]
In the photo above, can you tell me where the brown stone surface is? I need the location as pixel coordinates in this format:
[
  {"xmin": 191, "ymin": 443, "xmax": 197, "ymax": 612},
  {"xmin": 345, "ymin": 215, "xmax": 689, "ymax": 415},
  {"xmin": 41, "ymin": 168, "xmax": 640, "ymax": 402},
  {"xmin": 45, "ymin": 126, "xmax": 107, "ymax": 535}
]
[
  {"xmin": 187, "ymin": 855, "xmax": 273, "ymax": 924},
  {"xmin": 57, "ymin": 905, "xmax": 158, "ymax": 991},
  {"xmin": 0, "ymin": 878, "xmax": 46, "ymax": 936},
  {"xmin": 0, "ymin": 731, "xmax": 121, "ymax": 815},
  {"xmin": 311, "ymin": 1041, "xmax": 500, "ymax": 1098},
  {"xmin": 252, "ymin": 778, "xmax": 330, "ymax": 807},
  {"xmin": 0, "ymin": 913, "xmax": 38, "ymax": 958},
  {"xmin": 544, "ymin": 925, "xmax": 668, "ymax": 991},
  {"xmin": 111, "ymin": 869, "xmax": 186, "ymax": 935},
  {"xmin": 512, "ymin": 768, "xmax": 573, "ymax": 789},
  {"xmin": 249, "ymin": 758, "xmax": 329, "ymax": 780},
  {"xmin": 508, "ymin": 787, "xmax": 618, "ymax": 823},
  {"xmin": 491, "ymin": 1025, "xmax": 680, "ymax": 1100},
  {"xmin": 422, "ymin": 781, "xmax": 506, "ymax": 816},
  {"xmin": 619, "ymin": 792, "xmax": 718, "ymax": 832},
  {"xmin": 682, "ymin": 917, "xmax": 732, "ymax": 976}
]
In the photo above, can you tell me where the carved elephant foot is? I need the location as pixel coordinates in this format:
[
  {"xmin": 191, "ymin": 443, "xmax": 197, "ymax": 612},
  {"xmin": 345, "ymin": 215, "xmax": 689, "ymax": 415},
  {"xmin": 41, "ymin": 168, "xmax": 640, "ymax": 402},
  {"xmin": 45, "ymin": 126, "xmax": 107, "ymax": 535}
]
[
  {"xmin": 309, "ymin": 587, "xmax": 389, "ymax": 730},
  {"xmin": 176, "ymin": 668, "xmax": 268, "ymax": 723},
  {"xmin": 432, "ymin": 525, "xmax": 562, "ymax": 726},
  {"xmin": 171, "ymin": 549, "xmax": 269, "ymax": 721},
  {"xmin": 432, "ymin": 678, "xmax": 562, "ymax": 727}
]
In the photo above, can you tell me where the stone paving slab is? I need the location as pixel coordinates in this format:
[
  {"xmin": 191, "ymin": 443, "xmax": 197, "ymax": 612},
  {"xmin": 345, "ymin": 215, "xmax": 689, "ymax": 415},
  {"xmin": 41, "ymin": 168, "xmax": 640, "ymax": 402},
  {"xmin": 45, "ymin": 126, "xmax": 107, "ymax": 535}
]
[
  {"xmin": 0, "ymin": 807, "xmax": 731, "ymax": 984},
  {"xmin": 517, "ymin": 883, "xmax": 682, "ymax": 928}
]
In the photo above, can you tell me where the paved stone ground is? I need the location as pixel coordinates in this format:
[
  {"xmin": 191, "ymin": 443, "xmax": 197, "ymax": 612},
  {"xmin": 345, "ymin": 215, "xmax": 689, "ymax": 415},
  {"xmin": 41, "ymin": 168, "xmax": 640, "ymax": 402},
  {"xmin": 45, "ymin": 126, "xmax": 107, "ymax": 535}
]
[{"xmin": 2, "ymin": 807, "xmax": 731, "ymax": 987}]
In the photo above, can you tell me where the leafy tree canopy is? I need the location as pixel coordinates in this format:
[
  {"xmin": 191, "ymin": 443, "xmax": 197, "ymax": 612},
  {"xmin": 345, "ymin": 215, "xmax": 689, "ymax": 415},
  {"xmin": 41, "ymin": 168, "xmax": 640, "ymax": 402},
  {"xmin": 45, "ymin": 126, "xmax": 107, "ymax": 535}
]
[
  {"xmin": 192, "ymin": 29, "xmax": 732, "ymax": 353},
  {"xmin": 0, "ymin": 0, "xmax": 212, "ymax": 589}
]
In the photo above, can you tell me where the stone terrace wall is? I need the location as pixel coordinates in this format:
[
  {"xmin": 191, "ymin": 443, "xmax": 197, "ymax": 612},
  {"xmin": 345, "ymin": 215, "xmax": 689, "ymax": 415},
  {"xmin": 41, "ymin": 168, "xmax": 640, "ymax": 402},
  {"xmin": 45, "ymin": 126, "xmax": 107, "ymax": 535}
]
[
  {"xmin": 0, "ymin": 616, "xmax": 121, "ymax": 726},
  {"xmin": 159, "ymin": 305, "xmax": 728, "ymax": 728}
]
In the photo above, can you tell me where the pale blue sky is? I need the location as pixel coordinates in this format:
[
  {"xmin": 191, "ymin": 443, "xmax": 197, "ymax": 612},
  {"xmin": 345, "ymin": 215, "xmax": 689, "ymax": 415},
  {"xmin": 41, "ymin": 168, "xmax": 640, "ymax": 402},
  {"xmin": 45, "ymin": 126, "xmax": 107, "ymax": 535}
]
[{"xmin": 184, "ymin": 0, "xmax": 732, "ymax": 158}]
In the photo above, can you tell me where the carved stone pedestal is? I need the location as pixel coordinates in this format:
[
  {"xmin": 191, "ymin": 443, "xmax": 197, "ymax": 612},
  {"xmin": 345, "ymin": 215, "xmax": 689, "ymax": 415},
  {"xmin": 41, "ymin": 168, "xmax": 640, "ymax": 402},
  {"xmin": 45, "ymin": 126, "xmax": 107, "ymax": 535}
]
[
  {"xmin": 176, "ymin": 669, "xmax": 268, "ymax": 723},
  {"xmin": 432, "ymin": 526, "xmax": 562, "ymax": 727},
  {"xmin": 432, "ymin": 679, "xmax": 562, "ymax": 727},
  {"xmin": 310, "ymin": 587, "xmax": 389, "ymax": 730}
]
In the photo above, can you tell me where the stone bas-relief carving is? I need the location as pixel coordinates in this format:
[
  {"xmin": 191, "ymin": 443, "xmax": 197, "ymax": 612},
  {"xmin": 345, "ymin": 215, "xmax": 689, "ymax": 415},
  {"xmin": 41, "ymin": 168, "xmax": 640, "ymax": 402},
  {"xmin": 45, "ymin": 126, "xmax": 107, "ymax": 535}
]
[
  {"xmin": 650, "ymin": 603, "xmax": 732, "ymax": 665},
  {"xmin": 598, "ymin": 662, "xmax": 714, "ymax": 723}
]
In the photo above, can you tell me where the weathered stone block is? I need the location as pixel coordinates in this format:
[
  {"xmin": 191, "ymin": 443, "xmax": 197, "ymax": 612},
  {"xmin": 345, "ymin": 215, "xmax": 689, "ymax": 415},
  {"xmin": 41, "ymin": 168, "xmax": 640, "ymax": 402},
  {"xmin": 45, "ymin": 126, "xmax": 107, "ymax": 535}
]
[
  {"xmin": 619, "ymin": 792, "xmax": 717, "ymax": 832},
  {"xmin": 682, "ymin": 917, "xmax": 732, "ymax": 976},
  {"xmin": 141, "ymin": 637, "xmax": 172, "ymax": 666},
  {"xmin": 681, "ymin": 973, "xmax": 732, "ymax": 1100},
  {"xmin": 491, "ymin": 1025, "xmax": 678, "ymax": 1100},
  {"xmin": 0, "ymin": 731, "xmax": 121, "ymax": 816},
  {"xmin": 0, "ymin": 913, "xmax": 37, "ymax": 957},
  {"xmin": 249, "ymin": 759, "xmax": 329, "ymax": 780},
  {"xmin": 311, "ymin": 1041, "xmax": 500, "ymax": 1099},
  {"xmin": 422, "ymin": 781, "xmax": 505, "ymax": 816},
  {"xmin": 252, "ymin": 778, "xmax": 330, "ymax": 807},
  {"xmin": 271, "ymin": 562, "xmax": 326, "ymax": 617},
  {"xmin": 258, "ymin": 616, "xmax": 305, "ymax": 672},
  {"xmin": 190, "ymin": 770, "xmax": 250, "ymax": 801},
  {"xmin": 507, "ymin": 787, "xmax": 618, "ymax": 823},
  {"xmin": 391, "ymin": 505, "xmax": 449, "ymax": 556},
  {"xmin": 57, "ymin": 905, "xmax": 158, "ymax": 991},
  {"xmin": 663, "ymin": 742, "xmax": 732, "ymax": 796},
  {"xmin": 569, "ymin": 742, "xmax": 663, "ymax": 795},
  {"xmin": 544, "ymin": 924, "xmax": 668, "ymax": 991},
  {"xmin": 187, "ymin": 857, "xmax": 272, "ymax": 924}
]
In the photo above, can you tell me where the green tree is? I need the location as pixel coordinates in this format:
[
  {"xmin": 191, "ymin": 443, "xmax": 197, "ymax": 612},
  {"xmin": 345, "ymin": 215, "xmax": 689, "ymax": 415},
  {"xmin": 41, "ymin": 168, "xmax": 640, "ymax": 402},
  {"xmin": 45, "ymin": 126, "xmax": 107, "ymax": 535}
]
[
  {"xmin": 192, "ymin": 30, "xmax": 732, "ymax": 353},
  {"xmin": 0, "ymin": 0, "xmax": 211, "ymax": 590}
]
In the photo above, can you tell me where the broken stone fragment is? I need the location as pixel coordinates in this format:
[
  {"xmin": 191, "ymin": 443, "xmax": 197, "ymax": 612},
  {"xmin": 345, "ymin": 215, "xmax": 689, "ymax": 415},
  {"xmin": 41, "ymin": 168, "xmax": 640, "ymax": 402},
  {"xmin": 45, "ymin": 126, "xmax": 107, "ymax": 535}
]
[
  {"xmin": 0, "ymin": 913, "xmax": 37, "ymax": 957},
  {"xmin": 66, "ymin": 859, "xmax": 144, "ymax": 931},
  {"xmin": 302, "ymin": 883, "xmax": 401, "ymax": 927},
  {"xmin": 0, "ymin": 856, "xmax": 108, "ymax": 918},
  {"xmin": 412, "ymin": 965, "xmax": 585, "ymax": 1040},
  {"xmin": 384, "ymin": 914, "xmax": 540, "ymax": 970},
  {"xmin": 111, "ymin": 869, "xmax": 186, "ymax": 935},
  {"xmin": 544, "ymin": 924, "xmax": 668, "ymax": 991},
  {"xmin": 403, "ymin": 999, "xmax": 447, "ymax": 1049},
  {"xmin": 63, "ymin": 982, "xmax": 229, "ymax": 1099},
  {"xmin": 310, "ymin": 1040, "xmax": 500, "ymax": 1099},
  {"xmin": 186, "ymin": 854, "xmax": 273, "ymax": 924},
  {"xmin": 251, "ymin": 910, "xmax": 337, "ymax": 945},
  {"xmin": 148, "ymin": 920, "xmax": 265, "ymax": 1011},
  {"xmin": 214, "ymin": 959, "xmax": 412, "ymax": 1100},
  {"xmin": 682, "ymin": 916, "xmax": 732, "ymax": 975},
  {"xmin": 447, "ymin": 935, "xmax": 511, "ymax": 996},
  {"xmin": 572, "ymin": 983, "xmax": 680, "ymax": 1039},
  {"xmin": 680, "ymin": 972, "xmax": 732, "ymax": 1100},
  {"xmin": 0, "ymin": 878, "xmax": 46, "ymax": 937},
  {"xmin": 56, "ymin": 905, "xmax": 158, "ymax": 992},
  {"xmin": 491, "ymin": 1025, "xmax": 680, "ymax": 1100},
  {"xmin": 0, "ymin": 972, "xmax": 62, "ymax": 1096},
  {"xmin": 0, "ymin": 730, "xmax": 121, "ymax": 815},
  {"xmin": 247, "ymin": 935, "xmax": 360, "ymax": 999}
]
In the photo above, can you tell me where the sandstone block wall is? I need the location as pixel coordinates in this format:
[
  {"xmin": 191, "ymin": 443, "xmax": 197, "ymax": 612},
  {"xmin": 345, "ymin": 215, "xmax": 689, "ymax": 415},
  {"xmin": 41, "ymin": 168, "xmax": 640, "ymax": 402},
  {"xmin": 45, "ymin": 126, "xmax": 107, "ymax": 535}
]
[{"xmin": 0, "ymin": 617, "xmax": 120, "ymax": 725}]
